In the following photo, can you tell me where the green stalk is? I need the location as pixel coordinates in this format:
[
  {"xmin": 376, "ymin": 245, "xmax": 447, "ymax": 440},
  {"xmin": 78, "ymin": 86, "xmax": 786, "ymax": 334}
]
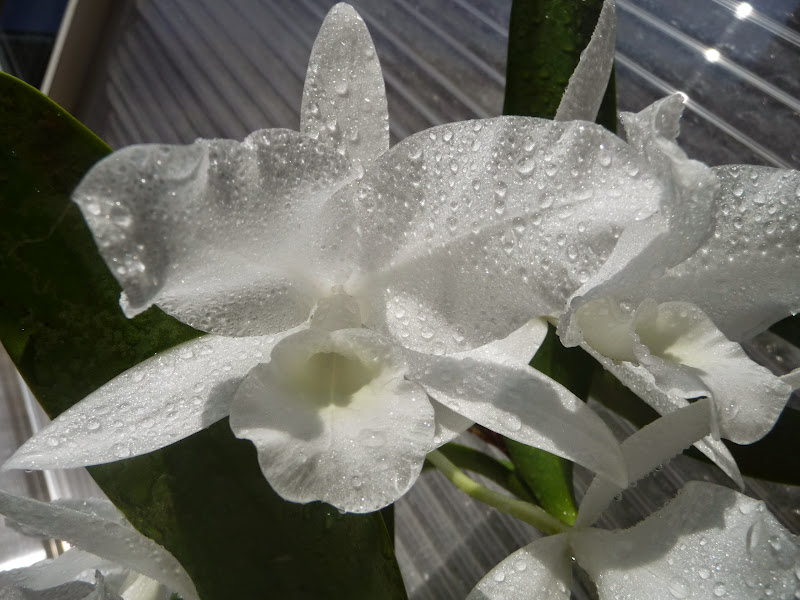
[{"xmin": 427, "ymin": 450, "xmax": 569, "ymax": 536}]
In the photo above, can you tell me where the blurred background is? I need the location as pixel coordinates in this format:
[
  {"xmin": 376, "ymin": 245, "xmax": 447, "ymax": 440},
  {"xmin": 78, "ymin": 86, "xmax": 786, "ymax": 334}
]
[{"xmin": 1, "ymin": 0, "xmax": 799, "ymax": 598}]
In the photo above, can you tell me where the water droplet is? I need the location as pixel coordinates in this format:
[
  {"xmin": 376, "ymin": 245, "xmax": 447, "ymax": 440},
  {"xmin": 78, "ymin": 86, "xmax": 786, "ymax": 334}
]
[
  {"xmin": 334, "ymin": 81, "xmax": 349, "ymax": 97},
  {"xmin": 501, "ymin": 413, "xmax": 522, "ymax": 432},
  {"xmin": 492, "ymin": 571, "xmax": 505, "ymax": 583},
  {"xmin": 112, "ymin": 443, "xmax": 131, "ymax": 458},
  {"xmin": 544, "ymin": 163, "xmax": 558, "ymax": 177},
  {"xmin": 713, "ymin": 583, "xmax": 726, "ymax": 597},
  {"xmin": 698, "ymin": 569, "xmax": 710, "ymax": 580},
  {"xmin": 87, "ymin": 420, "xmax": 100, "ymax": 431},
  {"xmin": 360, "ymin": 430, "xmax": 386, "ymax": 448}
]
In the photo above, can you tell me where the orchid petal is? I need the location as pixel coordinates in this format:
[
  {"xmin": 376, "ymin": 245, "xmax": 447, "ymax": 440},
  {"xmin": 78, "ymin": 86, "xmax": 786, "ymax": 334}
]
[
  {"xmin": 0, "ymin": 549, "xmax": 112, "ymax": 592},
  {"xmin": 466, "ymin": 534, "xmax": 572, "ymax": 600},
  {"xmin": 426, "ymin": 320, "xmax": 550, "ymax": 448},
  {"xmin": 781, "ymin": 366, "xmax": 800, "ymax": 390},
  {"xmin": 560, "ymin": 95, "xmax": 718, "ymax": 346},
  {"xmin": 454, "ymin": 318, "xmax": 549, "ymax": 366},
  {"xmin": 581, "ymin": 329, "xmax": 743, "ymax": 487},
  {"xmin": 405, "ymin": 352, "xmax": 627, "ymax": 486},
  {"xmin": 5, "ymin": 331, "xmax": 301, "ymax": 470},
  {"xmin": 73, "ymin": 130, "xmax": 356, "ymax": 335},
  {"xmin": 429, "ymin": 399, "xmax": 473, "ymax": 448},
  {"xmin": 634, "ymin": 301, "xmax": 791, "ymax": 444},
  {"xmin": 0, "ymin": 491, "xmax": 198, "ymax": 600},
  {"xmin": 649, "ymin": 165, "xmax": 800, "ymax": 341},
  {"xmin": 555, "ymin": 0, "xmax": 616, "ymax": 123},
  {"xmin": 301, "ymin": 3, "xmax": 389, "ymax": 166},
  {"xmin": 347, "ymin": 117, "xmax": 658, "ymax": 353},
  {"xmin": 576, "ymin": 398, "xmax": 713, "ymax": 527},
  {"xmin": 230, "ymin": 328, "xmax": 434, "ymax": 513},
  {"xmin": 572, "ymin": 482, "xmax": 800, "ymax": 600}
]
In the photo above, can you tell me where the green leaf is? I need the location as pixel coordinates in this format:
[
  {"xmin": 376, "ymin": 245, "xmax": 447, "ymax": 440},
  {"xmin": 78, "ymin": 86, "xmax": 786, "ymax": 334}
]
[
  {"xmin": 593, "ymin": 368, "xmax": 800, "ymax": 486},
  {"xmin": 0, "ymin": 71, "xmax": 407, "ymax": 600},
  {"xmin": 504, "ymin": 0, "xmax": 617, "ymax": 132}
]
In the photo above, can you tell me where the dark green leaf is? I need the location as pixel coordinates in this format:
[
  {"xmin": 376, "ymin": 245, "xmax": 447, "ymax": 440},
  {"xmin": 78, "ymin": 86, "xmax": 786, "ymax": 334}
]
[
  {"xmin": 504, "ymin": 0, "xmax": 617, "ymax": 132},
  {"xmin": 770, "ymin": 314, "xmax": 800, "ymax": 348},
  {"xmin": 0, "ymin": 71, "xmax": 407, "ymax": 600}
]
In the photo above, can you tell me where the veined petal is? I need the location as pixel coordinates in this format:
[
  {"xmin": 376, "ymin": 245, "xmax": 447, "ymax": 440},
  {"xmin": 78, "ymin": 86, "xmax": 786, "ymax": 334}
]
[
  {"xmin": 649, "ymin": 165, "xmax": 800, "ymax": 341},
  {"xmin": 5, "ymin": 331, "xmax": 301, "ymax": 470},
  {"xmin": 405, "ymin": 352, "xmax": 627, "ymax": 486},
  {"xmin": 467, "ymin": 534, "xmax": 572, "ymax": 600},
  {"xmin": 301, "ymin": 3, "xmax": 389, "ymax": 165},
  {"xmin": 634, "ymin": 301, "xmax": 791, "ymax": 444},
  {"xmin": 560, "ymin": 95, "xmax": 718, "ymax": 346},
  {"xmin": 555, "ymin": 0, "xmax": 616, "ymax": 123},
  {"xmin": 346, "ymin": 117, "xmax": 658, "ymax": 353},
  {"xmin": 0, "ymin": 491, "xmax": 198, "ymax": 600},
  {"xmin": 73, "ymin": 129, "xmax": 357, "ymax": 335},
  {"xmin": 576, "ymin": 398, "xmax": 713, "ymax": 527},
  {"xmin": 230, "ymin": 328, "xmax": 434, "ymax": 513},
  {"xmin": 572, "ymin": 482, "xmax": 800, "ymax": 600}
]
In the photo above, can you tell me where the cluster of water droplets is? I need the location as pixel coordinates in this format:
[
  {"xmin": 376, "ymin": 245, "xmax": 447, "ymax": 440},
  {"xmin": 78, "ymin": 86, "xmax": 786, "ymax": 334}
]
[{"xmin": 347, "ymin": 116, "xmax": 658, "ymax": 353}]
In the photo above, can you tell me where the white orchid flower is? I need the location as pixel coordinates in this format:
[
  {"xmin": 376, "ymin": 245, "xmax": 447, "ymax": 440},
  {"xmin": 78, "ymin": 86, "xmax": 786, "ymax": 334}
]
[
  {"xmin": 499, "ymin": 0, "xmax": 796, "ymax": 483},
  {"xmin": 555, "ymin": 92, "xmax": 798, "ymax": 484},
  {"xmin": 468, "ymin": 398, "xmax": 800, "ymax": 600},
  {"xmin": 0, "ymin": 490, "xmax": 197, "ymax": 600},
  {"xmin": 3, "ymin": 2, "xmax": 679, "ymax": 513}
]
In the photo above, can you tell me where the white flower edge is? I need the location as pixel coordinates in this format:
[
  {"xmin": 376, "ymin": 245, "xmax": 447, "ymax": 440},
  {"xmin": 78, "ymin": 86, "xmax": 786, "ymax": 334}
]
[{"xmin": 0, "ymin": 491, "xmax": 197, "ymax": 600}]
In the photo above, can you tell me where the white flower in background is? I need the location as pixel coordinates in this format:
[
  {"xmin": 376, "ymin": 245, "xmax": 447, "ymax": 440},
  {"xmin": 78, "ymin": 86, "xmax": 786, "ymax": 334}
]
[
  {"xmin": 0, "ymin": 489, "xmax": 198, "ymax": 600},
  {"xmin": 516, "ymin": 0, "xmax": 799, "ymax": 483},
  {"xmin": 468, "ymin": 400, "xmax": 800, "ymax": 600},
  {"xmin": 555, "ymin": 92, "xmax": 798, "ymax": 484},
  {"xmin": 3, "ymin": 2, "xmax": 671, "ymax": 513}
]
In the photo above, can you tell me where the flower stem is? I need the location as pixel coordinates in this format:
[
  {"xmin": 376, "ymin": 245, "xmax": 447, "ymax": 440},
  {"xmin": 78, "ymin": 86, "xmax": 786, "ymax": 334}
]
[{"xmin": 426, "ymin": 450, "xmax": 570, "ymax": 535}]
